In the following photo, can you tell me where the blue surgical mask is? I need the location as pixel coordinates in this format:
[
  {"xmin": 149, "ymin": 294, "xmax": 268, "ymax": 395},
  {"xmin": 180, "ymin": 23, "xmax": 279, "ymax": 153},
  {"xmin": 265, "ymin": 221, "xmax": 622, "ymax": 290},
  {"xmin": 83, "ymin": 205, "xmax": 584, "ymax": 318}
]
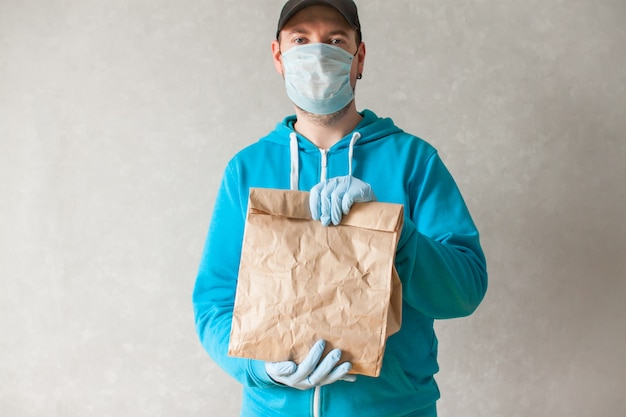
[{"xmin": 281, "ymin": 43, "xmax": 356, "ymax": 115}]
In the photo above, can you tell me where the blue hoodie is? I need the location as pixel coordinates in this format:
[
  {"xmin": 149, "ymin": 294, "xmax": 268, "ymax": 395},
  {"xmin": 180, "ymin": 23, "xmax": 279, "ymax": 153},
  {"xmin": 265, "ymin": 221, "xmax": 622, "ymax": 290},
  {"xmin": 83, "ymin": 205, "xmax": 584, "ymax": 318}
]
[{"xmin": 193, "ymin": 109, "xmax": 488, "ymax": 417}]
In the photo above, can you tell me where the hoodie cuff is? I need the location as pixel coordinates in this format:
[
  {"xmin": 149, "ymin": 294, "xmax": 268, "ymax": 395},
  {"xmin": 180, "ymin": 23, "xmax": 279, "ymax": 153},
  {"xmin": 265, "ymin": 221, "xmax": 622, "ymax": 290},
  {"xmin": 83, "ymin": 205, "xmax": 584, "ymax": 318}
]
[{"xmin": 247, "ymin": 359, "xmax": 278, "ymax": 388}]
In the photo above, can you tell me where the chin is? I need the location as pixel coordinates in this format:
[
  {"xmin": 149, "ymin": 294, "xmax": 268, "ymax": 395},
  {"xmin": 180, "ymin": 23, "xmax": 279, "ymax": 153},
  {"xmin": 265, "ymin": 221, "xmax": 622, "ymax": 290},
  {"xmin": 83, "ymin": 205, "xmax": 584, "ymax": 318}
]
[{"xmin": 297, "ymin": 101, "xmax": 354, "ymax": 126}]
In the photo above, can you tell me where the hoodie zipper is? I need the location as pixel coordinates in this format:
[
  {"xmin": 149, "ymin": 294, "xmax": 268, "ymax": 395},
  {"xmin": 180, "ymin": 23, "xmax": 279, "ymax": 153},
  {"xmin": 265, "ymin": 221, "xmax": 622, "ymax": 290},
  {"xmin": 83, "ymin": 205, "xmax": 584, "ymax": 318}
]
[
  {"xmin": 312, "ymin": 148, "xmax": 327, "ymax": 417},
  {"xmin": 319, "ymin": 148, "xmax": 328, "ymax": 182}
]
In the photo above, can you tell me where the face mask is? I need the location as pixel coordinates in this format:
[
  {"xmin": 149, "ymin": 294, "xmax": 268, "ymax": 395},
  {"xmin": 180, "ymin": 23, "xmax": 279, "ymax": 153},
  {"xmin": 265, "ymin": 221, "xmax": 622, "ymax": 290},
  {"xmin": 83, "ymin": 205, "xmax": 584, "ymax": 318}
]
[{"xmin": 281, "ymin": 43, "xmax": 356, "ymax": 115}]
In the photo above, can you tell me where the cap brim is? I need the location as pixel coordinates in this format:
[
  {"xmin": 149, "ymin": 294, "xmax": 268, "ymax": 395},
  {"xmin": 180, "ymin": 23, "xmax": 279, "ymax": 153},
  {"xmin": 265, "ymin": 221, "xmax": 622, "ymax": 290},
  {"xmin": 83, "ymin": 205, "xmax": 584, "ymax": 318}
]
[{"xmin": 277, "ymin": 0, "xmax": 360, "ymax": 38}]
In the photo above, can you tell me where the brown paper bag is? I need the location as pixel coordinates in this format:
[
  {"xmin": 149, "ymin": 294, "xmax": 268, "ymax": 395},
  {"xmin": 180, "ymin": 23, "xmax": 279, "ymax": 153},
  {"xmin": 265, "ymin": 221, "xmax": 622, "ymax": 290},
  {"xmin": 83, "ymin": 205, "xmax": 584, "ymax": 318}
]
[{"xmin": 227, "ymin": 187, "xmax": 403, "ymax": 377}]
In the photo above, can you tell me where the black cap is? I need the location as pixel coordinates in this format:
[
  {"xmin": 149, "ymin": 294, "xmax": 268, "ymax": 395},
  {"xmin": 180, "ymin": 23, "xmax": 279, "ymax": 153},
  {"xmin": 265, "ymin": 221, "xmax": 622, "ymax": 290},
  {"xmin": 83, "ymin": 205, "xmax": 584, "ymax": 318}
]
[{"xmin": 276, "ymin": 0, "xmax": 361, "ymax": 41}]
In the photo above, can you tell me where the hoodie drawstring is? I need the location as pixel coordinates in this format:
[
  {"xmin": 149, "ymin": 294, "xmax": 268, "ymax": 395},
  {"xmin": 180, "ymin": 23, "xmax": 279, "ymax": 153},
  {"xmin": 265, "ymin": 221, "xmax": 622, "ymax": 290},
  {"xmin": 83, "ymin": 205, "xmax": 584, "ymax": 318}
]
[
  {"xmin": 289, "ymin": 131, "xmax": 362, "ymax": 191},
  {"xmin": 289, "ymin": 132, "xmax": 299, "ymax": 191},
  {"xmin": 348, "ymin": 132, "xmax": 361, "ymax": 177}
]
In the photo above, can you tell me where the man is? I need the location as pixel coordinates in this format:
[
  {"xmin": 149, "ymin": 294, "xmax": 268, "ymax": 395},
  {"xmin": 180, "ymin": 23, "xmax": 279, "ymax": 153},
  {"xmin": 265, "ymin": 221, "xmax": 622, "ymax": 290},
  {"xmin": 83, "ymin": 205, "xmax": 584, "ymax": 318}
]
[{"xmin": 193, "ymin": 1, "xmax": 488, "ymax": 416}]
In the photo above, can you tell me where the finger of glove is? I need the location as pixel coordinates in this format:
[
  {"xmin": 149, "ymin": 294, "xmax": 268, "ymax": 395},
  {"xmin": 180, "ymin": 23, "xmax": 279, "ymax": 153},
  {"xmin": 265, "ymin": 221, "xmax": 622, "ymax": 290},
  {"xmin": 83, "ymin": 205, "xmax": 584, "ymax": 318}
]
[
  {"xmin": 341, "ymin": 180, "xmax": 374, "ymax": 215},
  {"xmin": 340, "ymin": 374, "xmax": 357, "ymax": 383},
  {"xmin": 266, "ymin": 361, "xmax": 297, "ymax": 379},
  {"xmin": 288, "ymin": 339, "xmax": 326, "ymax": 383},
  {"xmin": 319, "ymin": 180, "xmax": 338, "ymax": 226},
  {"xmin": 318, "ymin": 361, "xmax": 354, "ymax": 386},
  {"xmin": 308, "ymin": 182, "xmax": 324, "ymax": 221},
  {"xmin": 306, "ymin": 348, "xmax": 342, "ymax": 386},
  {"xmin": 330, "ymin": 179, "xmax": 350, "ymax": 225}
]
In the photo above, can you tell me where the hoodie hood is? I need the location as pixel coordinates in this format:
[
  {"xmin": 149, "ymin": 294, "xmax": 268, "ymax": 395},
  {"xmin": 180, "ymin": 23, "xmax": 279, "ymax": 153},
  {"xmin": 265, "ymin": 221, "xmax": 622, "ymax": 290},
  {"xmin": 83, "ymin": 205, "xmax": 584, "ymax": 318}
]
[
  {"xmin": 260, "ymin": 109, "xmax": 404, "ymax": 152},
  {"xmin": 257, "ymin": 109, "xmax": 407, "ymax": 191}
]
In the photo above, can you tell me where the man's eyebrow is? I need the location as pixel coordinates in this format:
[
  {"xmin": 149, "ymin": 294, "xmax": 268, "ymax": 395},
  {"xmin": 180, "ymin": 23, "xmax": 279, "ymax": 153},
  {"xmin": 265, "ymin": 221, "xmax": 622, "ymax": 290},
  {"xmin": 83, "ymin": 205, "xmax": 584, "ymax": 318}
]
[
  {"xmin": 327, "ymin": 29, "xmax": 351, "ymax": 37},
  {"xmin": 283, "ymin": 28, "xmax": 351, "ymax": 37},
  {"xmin": 284, "ymin": 27, "xmax": 311, "ymax": 36}
]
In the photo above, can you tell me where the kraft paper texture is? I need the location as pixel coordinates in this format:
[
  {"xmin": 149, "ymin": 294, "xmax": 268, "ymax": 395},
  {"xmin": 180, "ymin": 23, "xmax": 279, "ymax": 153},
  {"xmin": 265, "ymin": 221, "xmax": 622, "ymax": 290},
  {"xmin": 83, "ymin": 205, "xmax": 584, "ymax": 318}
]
[{"xmin": 228, "ymin": 188, "xmax": 403, "ymax": 377}]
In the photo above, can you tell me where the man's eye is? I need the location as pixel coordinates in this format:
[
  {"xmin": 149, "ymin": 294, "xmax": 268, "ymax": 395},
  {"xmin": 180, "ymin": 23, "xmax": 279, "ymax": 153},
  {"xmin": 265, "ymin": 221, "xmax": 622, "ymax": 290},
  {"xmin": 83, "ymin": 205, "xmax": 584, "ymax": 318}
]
[
  {"xmin": 294, "ymin": 37, "xmax": 305, "ymax": 44},
  {"xmin": 329, "ymin": 39, "xmax": 344, "ymax": 45}
]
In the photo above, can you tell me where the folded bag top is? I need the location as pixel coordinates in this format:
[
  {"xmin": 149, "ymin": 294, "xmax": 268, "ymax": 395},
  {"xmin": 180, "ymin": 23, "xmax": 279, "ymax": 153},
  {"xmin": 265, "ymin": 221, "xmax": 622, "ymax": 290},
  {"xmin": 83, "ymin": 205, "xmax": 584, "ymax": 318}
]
[{"xmin": 248, "ymin": 187, "xmax": 404, "ymax": 232}]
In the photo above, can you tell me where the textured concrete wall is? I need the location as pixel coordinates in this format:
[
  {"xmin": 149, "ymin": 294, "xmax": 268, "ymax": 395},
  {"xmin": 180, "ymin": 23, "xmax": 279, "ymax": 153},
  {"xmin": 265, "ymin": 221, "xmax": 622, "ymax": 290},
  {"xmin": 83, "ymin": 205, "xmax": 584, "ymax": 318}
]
[{"xmin": 1, "ymin": 0, "xmax": 624, "ymax": 416}]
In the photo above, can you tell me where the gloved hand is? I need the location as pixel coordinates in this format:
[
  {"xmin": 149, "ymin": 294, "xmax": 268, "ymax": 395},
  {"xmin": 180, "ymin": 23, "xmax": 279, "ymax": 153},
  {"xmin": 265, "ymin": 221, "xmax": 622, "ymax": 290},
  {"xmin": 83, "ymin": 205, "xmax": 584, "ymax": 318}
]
[
  {"xmin": 309, "ymin": 176, "xmax": 375, "ymax": 226},
  {"xmin": 265, "ymin": 340, "xmax": 356, "ymax": 390}
]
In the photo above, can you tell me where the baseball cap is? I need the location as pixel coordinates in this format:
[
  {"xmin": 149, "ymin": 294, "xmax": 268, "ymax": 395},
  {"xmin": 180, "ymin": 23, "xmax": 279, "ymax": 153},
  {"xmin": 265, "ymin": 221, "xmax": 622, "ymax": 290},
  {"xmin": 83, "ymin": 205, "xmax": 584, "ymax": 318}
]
[{"xmin": 276, "ymin": 0, "xmax": 361, "ymax": 41}]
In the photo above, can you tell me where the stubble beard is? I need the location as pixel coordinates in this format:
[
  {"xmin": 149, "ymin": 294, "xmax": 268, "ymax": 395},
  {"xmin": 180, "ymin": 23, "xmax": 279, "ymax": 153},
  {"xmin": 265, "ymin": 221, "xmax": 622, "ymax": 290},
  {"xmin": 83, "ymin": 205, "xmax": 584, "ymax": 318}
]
[{"xmin": 297, "ymin": 100, "xmax": 354, "ymax": 127}]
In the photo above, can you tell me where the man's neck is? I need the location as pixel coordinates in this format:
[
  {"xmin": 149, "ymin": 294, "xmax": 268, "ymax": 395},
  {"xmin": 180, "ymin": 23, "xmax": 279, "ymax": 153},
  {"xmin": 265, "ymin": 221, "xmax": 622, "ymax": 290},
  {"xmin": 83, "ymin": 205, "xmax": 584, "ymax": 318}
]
[{"xmin": 293, "ymin": 103, "xmax": 363, "ymax": 149}]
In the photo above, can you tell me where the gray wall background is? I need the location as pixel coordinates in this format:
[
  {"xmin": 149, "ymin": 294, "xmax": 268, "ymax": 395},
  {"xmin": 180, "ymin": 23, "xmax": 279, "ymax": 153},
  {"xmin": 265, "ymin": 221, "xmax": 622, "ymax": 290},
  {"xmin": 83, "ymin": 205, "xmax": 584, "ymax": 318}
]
[{"xmin": 1, "ymin": 0, "xmax": 625, "ymax": 416}]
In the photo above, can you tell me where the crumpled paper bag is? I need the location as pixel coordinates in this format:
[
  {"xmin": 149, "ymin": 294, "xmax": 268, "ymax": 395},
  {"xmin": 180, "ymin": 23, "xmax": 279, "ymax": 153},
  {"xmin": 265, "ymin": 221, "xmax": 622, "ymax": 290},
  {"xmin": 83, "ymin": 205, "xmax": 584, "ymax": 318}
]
[{"xmin": 227, "ymin": 187, "xmax": 403, "ymax": 377}]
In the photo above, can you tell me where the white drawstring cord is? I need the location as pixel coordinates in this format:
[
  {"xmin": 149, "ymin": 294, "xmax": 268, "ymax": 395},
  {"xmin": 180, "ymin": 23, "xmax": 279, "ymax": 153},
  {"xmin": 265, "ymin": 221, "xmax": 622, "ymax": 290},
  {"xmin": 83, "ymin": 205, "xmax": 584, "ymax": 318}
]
[
  {"xmin": 348, "ymin": 132, "xmax": 361, "ymax": 176},
  {"xmin": 289, "ymin": 132, "xmax": 299, "ymax": 191}
]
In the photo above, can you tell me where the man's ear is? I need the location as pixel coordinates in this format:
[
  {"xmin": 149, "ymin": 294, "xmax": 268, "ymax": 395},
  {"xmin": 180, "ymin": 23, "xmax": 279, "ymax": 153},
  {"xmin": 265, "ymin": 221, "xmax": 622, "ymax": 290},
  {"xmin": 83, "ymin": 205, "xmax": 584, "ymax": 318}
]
[
  {"xmin": 271, "ymin": 40, "xmax": 284, "ymax": 76},
  {"xmin": 356, "ymin": 41, "xmax": 366, "ymax": 76}
]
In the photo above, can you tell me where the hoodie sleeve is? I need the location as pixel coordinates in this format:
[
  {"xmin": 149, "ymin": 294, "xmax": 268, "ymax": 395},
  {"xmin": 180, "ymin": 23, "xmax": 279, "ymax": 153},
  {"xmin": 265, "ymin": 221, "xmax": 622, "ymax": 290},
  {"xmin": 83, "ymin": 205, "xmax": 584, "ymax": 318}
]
[
  {"xmin": 192, "ymin": 163, "xmax": 276, "ymax": 388},
  {"xmin": 394, "ymin": 151, "xmax": 488, "ymax": 319}
]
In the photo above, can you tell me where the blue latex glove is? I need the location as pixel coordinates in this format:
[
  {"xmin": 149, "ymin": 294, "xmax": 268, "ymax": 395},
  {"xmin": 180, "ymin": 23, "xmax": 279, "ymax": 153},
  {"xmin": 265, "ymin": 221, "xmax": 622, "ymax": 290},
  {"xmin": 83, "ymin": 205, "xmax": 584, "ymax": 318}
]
[
  {"xmin": 309, "ymin": 176, "xmax": 375, "ymax": 226},
  {"xmin": 265, "ymin": 340, "xmax": 356, "ymax": 390}
]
